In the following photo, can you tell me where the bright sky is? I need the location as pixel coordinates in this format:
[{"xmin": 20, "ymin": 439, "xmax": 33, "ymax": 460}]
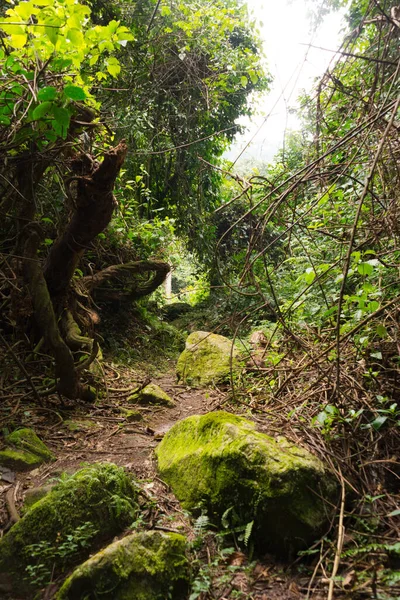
[{"xmin": 227, "ymin": 0, "xmax": 347, "ymax": 165}]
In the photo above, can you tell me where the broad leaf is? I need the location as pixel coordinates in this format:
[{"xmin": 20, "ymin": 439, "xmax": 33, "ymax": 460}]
[{"xmin": 64, "ymin": 85, "xmax": 86, "ymax": 101}]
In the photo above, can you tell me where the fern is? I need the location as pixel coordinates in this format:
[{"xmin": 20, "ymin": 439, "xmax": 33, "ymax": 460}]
[
  {"xmin": 244, "ymin": 520, "xmax": 254, "ymax": 547},
  {"xmin": 221, "ymin": 506, "xmax": 233, "ymax": 529},
  {"xmin": 194, "ymin": 513, "xmax": 210, "ymax": 537}
]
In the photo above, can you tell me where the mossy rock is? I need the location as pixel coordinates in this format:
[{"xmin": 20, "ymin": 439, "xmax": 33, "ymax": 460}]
[
  {"xmin": 176, "ymin": 331, "xmax": 240, "ymax": 386},
  {"xmin": 119, "ymin": 408, "xmax": 143, "ymax": 422},
  {"xmin": 156, "ymin": 412, "xmax": 337, "ymax": 555},
  {"xmin": 0, "ymin": 428, "xmax": 55, "ymax": 472},
  {"xmin": 23, "ymin": 484, "xmax": 55, "ymax": 509},
  {"xmin": 0, "ymin": 463, "xmax": 139, "ymax": 595},
  {"xmin": 64, "ymin": 419, "xmax": 99, "ymax": 432},
  {"xmin": 57, "ymin": 530, "xmax": 189, "ymax": 600},
  {"xmin": 128, "ymin": 383, "xmax": 175, "ymax": 407}
]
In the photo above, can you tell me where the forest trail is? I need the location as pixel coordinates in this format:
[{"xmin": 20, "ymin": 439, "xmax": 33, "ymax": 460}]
[
  {"xmin": 16, "ymin": 363, "xmax": 224, "ymax": 486},
  {"xmin": 1, "ymin": 361, "xmax": 319, "ymax": 600}
]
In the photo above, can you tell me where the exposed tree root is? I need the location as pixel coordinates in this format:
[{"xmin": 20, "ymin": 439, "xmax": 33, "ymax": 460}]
[{"xmin": 60, "ymin": 309, "xmax": 93, "ymax": 352}]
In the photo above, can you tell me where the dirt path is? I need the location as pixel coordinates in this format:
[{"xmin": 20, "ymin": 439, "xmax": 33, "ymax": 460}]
[
  {"xmin": 28, "ymin": 365, "xmax": 227, "ymax": 481},
  {"xmin": 0, "ymin": 361, "xmax": 329, "ymax": 600}
]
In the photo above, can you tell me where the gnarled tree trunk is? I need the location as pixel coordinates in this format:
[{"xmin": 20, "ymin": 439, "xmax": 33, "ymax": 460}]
[
  {"xmin": 44, "ymin": 141, "xmax": 128, "ymax": 299},
  {"xmin": 20, "ymin": 142, "xmax": 128, "ymax": 400}
]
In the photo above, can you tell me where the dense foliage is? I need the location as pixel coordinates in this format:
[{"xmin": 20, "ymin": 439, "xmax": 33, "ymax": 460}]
[
  {"xmin": 102, "ymin": 0, "xmax": 270, "ymax": 261},
  {"xmin": 207, "ymin": 2, "xmax": 400, "ymax": 595},
  {"xmin": 0, "ymin": 0, "xmax": 266, "ymax": 398},
  {"xmin": 0, "ymin": 0, "xmax": 399, "ymax": 597}
]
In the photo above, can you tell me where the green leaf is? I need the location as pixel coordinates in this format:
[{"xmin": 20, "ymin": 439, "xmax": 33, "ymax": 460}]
[
  {"xmin": 1, "ymin": 23, "xmax": 25, "ymax": 35},
  {"xmin": 0, "ymin": 114, "xmax": 11, "ymax": 125},
  {"xmin": 304, "ymin": 269, "xmax": 316, "ymax": 285},
  {"xmin": 89, "ymin": 54, "xmax": 99, "ymax": 66},
  {"xmin": 358, "ymin": 262, "xmax": 373, "ymax": 276},
  {"xmin": 63, "ymin": 85, "xmax": 86, "ymax": 101},
  {"xmin": 9, "ymin": 34, "xmax": 28, "ymax": 48},
  {"xmin": 106, "ymin": 57, "xmax": 121, "ymax": 77},
  {"xmin": 66, "ymin": 28, "xmax": 84, "ymax": 47},
  {"xmin": 367, "ymin": 301, "xmax": 379, "ymax": 313},
  {"xmin": 240, "ymin": 75, "xmax": 248, "ymax": 87},
  {"xmin": 387, "ymin": 509, "xmax": 400, "ymax": 517},
  {"xmin": 37, "ymin": 87, "xmax": 57, "ymax": 101},
  {"xmin": 249, "ymin": 70, "xmax": 258, "ymax": 84},
  {"xmin": 52, "ymin": 106, "xmax": 70, "ymax": 138},
  {"xmin": 371, "ymin": 415, "xmax": 387, "ymax": 430},
  {"xmin": 14, "ymin": 1, "xmax": 35, "ymax": 20},
  {"xmin": 376, "ymin": 325, "xmax": 387, "ymax": 338},
  {"xmin": 32, "ymin": 101, "xmax": 54, "ymax": 120}
]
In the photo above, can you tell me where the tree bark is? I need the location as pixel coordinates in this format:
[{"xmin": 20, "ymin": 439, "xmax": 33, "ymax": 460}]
[
  {"xmin": 81, "ymin": 260, "xmax": 170, "ymax": 300},
  {"xmin": 44, "ymin": 141, "xmax": 128, "ymax": 298},
  {"xmin": 23, "ymin": 224, "xmax": 82, "ymax": 399}
]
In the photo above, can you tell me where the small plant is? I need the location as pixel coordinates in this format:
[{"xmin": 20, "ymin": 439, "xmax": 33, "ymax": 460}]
[
  {"xmin": 24, "ymin": 522, "xmax": 99, "ymax": 588},
  {"xmin": 189, "ymin": 544, "xmax": 237, "ymax": 600},
  {"xmin": 220, "ymin": 506, "xmax": 255, "ymax": 549}
]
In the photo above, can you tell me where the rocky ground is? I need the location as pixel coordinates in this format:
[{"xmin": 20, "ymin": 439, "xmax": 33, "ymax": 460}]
[{"xmin": 0, "ymin": 357, "xmax": 341, "ymax": 600}]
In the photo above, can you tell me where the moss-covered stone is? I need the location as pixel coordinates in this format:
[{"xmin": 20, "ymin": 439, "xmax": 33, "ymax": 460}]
[
  {"xmin": 23, "ymin": 484, "xmax": 55, "ymax": 509},
  {"xmin": 57, "ymin": 530, "xmax": 189, "ymax": 600},
  {"xmin": 0, "ymin": 463, "xmax": 139, "ymax": 595},
  {"xmin": 176, "ymin": 331, "xmax": 239, "ymax": 386},
  {"xmin": 128, "ymin": 383, "xmax": 175, "ymax": 407},
  {"xmin": 0, "ymin": 447, "xmax": 43, "ymax": 471},
  {"xmin": 119, "ymin": 408, "xmax": 143, "ymax": 422},
  {"xmin": 0, "ymin": 428, "xmax": 55, "ymax": 471},
  {"xmin": 156, "ymin": 412, "xmax": 337, "ymax": 555},
  {"xmin": 64, "ymin": 419, "xmax": 98, "ymax": 432}
]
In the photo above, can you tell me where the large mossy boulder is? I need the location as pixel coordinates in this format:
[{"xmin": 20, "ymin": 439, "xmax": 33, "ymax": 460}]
[
  {"xmin": 176, "ymin": 331, "xmax": 239, "ymax": 386},
  {"xmin": 156, "ymin": 412, "xmax": 337, "ymax": 555},
  {"xmin": 0, "ymin": 463, "xmax": 139, "ymax": 596},
  {"xmin": 57, "ymin": 530, "xmax": 189, "ymax": 600},
  {"xmin": 0, "ymin": 428, "xmax": 55, "ymax": 471}
]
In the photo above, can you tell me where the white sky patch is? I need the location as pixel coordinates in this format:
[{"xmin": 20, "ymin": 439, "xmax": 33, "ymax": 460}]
[{"xmin": 227, "ymin": 0, "xmax": 348, "ymax": 165}]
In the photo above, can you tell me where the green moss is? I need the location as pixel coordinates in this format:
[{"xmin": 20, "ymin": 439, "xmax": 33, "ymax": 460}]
[
  {"xmin": 0, "ymin": 428, "xmax": 55, "ymax": 471},
  {"xmin": 6, "ymin": 428, "xmax": 54, "ymax": 460},
  {"xmin": 176, "ymin": 331, "xmax": 240, "ymax": 386},
  {"xmin": 156, "ymin": 412, "xmax": 337, "ymax": 555},
  {"xmin": 119, "ymin": 408, "xmax": 143, "ymax": 422},
  {"xmin": 0, "ymin": 448, "xmax": 44, "ymax": 471},
  {"xmin": 64, "ymin": 419, "xmax": 98, "ymax": 432},
  {"xmin": 128, "ymin": 383, "xmax": 175, "ymax": 407},
  {"xmin": 0, "ymin": 463, "xmax": 139, "ymax": 595},
  {"xmin": 57, "ymin": 530, "xmax": 189, "ymax": 600}
]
